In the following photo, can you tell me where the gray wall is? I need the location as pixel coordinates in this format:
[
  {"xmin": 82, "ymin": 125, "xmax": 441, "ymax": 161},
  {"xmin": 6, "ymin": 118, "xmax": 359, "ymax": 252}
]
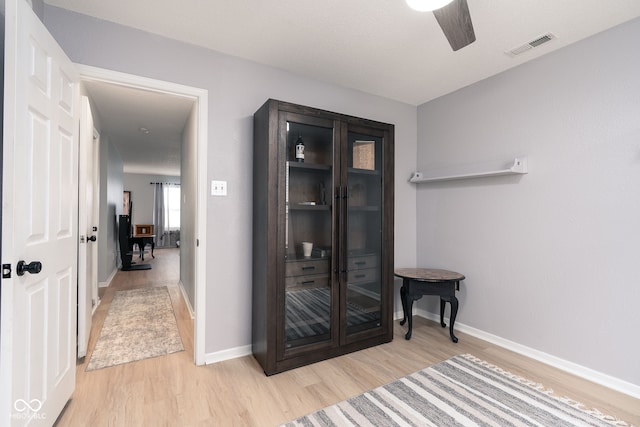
[
  {"xmin": 30, "ymin": 0, "xmax": 44, "ymax": 20},
  {"xmin": 416, "ymin": 18, "xmax": 640, "ymax": 385},
  {"xmin": 98, "ymin": 136, "xmax": 124, "ymax": 283},
  {"xmin": 180, "ymin": 104, "xmax": 198, "ymax": 309},
  {"xmin": 42, "ymin": 5, "xmax": 418, "ymax": 356}
]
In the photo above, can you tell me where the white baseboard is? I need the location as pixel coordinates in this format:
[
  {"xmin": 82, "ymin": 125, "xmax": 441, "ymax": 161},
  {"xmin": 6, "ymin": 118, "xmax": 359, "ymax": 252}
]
[
  {"xmin": 205, "ymin": 345, "xmax": 252, "ymax": 365},
  {"xmin": 414, "ymin": 309, "xmax": 640, "ymax": 399},
  {"xmin": 202, "ymin": 309, "xmax": 639, "ymax": 399},
  {"xmin": 98, "ymin": 267, "xmax": 117, "ymax": 288},
  {"xmin": 178, "ymin": 280, "xmax": 195, "ymax": 319},
  {"xmin": 91, "ymin": 298, "xmax": 101, "ymax": 315}
]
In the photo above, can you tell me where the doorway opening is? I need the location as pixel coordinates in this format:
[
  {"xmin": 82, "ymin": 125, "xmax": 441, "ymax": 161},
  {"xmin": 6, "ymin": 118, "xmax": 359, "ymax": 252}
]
[{"xmin": 78, "ymin": 65, "xmax": 208, "ymax": 365}]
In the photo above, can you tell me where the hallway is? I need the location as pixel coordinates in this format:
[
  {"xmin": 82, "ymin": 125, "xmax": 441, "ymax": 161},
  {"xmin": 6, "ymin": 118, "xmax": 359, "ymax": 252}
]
[{"xmin": 57, "ymin": 248, "xmax": 194, "ymax": 425}]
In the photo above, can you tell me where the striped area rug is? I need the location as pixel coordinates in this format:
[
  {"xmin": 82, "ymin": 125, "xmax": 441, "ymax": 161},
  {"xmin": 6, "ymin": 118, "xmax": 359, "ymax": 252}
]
[{"xmin": 283, "ymin": 354, "xmax": 631, "ymax": 427}]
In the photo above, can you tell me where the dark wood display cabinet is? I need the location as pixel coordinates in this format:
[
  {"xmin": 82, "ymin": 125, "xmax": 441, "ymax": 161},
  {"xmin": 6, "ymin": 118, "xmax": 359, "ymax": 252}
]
[{"xmin": 252, "ymin": 99, "xmax": 394, "ymax": 375}]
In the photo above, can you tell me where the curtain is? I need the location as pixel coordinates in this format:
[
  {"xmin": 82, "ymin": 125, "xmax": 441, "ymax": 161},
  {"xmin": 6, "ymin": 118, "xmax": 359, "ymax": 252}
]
[{"xmin": 153, "ymin": 183, "xmax": 166, "ymax": 247}]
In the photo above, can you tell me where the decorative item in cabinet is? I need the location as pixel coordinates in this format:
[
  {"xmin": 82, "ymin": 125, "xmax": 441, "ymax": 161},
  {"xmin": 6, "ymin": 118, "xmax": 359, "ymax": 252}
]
[
  {"xmin": 286, "ymin": 122, "xmax": 333, "ymax": 165},
  {"xmin": 353, "ymin": 140, "xmax": 375, "ymax": 170},
  {"xmin": 312, "ymin": 246, "xmax": 331, "ymax": 258},
  {"xmin": 286, "ymin": 162, "xmax": 332, "ymax": 207},
  {"xmin": 295, "ymin": 134, "xmax": 305, "ymax": 162}
]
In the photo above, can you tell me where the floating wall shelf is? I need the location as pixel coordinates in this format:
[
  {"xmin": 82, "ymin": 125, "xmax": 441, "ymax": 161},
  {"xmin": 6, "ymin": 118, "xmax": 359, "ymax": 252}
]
[{"xmin": 410, "ymin": 157, "xmax": 528, "ymax": 183}]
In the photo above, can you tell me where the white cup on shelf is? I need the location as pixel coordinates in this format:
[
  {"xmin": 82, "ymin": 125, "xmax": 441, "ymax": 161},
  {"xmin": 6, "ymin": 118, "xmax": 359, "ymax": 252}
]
[{"xmin": 302, "ymin": 242, "xmax": 313, "ymax": 257}]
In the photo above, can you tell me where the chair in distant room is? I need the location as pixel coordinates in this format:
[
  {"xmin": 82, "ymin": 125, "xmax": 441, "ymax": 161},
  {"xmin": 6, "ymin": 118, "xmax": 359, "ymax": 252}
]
[
  {"xmin": 118, "ymin": 215, "xmax": 151, "ymax": 271},
  {"xmin": 132, "ymin": 224, "xmax": 155, "ymax": 260}
]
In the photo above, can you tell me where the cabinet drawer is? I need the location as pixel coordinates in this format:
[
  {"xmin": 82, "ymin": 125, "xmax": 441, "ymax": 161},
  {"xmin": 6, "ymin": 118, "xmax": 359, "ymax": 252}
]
[
  {"xmin": 286, "ymin": 273, "xmax": 329, "ymax": 289},
  {"xmin": 286, "ymin": 259, "xmax": 330, "ymax": 277},
  {"xmin": 347, "ymin": 254, "xmax": 377, "ymax": 270},
  {"xmin": 347, "ymin": 268, "xmax": 378, "ymax": 284}
]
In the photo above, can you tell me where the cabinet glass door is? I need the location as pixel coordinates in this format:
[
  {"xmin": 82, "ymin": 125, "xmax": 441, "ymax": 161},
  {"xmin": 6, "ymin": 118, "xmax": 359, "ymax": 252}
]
[
  {"xmin": 281, "ymin": 114, "xmax": 336, "ymax": 351},
  {"xmin": 344, "ymin": 129, "xmax": 384, "ymax": 336}
]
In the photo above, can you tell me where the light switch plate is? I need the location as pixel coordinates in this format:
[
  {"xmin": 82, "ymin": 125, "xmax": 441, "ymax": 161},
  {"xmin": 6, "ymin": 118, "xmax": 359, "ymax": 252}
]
[{"xmin": 211, "ymin": 180, "xmax": 227, "ymax": 196}]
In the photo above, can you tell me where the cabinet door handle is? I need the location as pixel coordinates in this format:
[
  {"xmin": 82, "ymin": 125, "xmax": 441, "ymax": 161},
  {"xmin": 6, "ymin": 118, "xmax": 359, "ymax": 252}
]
[
  {"xmin": 301, "ymin": 280, "xmax": 315, "ymax": 286},
  {"xmin": 302, "ymin": 266, "xmax": 315, "ymax": 271},
  {"xmin": 343, "ymin": 186, "xmax": 349, "ymax": 274},
  {"xmin": 355, "ymin": 261, "xmax": 366, "ymax": 266},
  {"xmin": 354, "ymin": 274, "xmax": 365, "ymax": 279},
  {"xmin": 335, "ymin": 186, "xmax": 342, "ymax": 276}
]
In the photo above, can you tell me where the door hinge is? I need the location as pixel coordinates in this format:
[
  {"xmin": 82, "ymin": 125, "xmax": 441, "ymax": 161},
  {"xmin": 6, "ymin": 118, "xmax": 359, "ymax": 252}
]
[{"xmin": 2, "ymin": 264, "xmax": 12, "ymax": 279}]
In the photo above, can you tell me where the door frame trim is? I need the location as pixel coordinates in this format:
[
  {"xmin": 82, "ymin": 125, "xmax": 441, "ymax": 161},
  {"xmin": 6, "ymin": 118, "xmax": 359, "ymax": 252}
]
[{"xmin": 76, "ymin": 64, "xmax": 208, "ymax": 365}]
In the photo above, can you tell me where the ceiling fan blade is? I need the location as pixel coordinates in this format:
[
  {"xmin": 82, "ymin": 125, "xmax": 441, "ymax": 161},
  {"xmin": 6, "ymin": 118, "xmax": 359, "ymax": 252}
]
[{"xmin": 432, "ymin": 0, "xmax": 476, "ymax": 51}]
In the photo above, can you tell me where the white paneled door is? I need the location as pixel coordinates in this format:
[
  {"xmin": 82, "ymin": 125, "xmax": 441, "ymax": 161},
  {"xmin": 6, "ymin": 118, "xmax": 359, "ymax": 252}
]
[
  {"xmin": 1, "ymin": 0, "xmax": 80, "ymax": 424},
  {"xmin": 77, "ymin": 96, "xmax": 99, "ymax": 359}
]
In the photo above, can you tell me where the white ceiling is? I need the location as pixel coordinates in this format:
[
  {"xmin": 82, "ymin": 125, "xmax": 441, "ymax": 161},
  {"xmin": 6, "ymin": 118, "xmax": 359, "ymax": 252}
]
[
  {"xmin": 81, "ymin": 80, "xmax": 194, "ymax": 176},
  {"xmin": 48, "ymin": 0, "xmax": 640, "ymax": 173}
]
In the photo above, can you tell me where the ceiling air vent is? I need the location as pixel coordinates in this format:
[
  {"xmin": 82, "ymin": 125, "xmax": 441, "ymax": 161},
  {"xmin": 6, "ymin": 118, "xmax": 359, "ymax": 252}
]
[{"xmin": 506, "ymin": 32, "xmax": 556, "ymax": 57}]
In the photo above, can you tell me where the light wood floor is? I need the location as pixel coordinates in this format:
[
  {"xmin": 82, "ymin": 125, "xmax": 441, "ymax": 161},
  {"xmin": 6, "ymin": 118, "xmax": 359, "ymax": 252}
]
[{"xmin": 56, "ymin": 248, "xmax": 639, "ymax": 426}]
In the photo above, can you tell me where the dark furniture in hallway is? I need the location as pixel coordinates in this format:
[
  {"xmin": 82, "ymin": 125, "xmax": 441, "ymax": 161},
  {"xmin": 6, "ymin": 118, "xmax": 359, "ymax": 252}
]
[
  {"xmin": 118, "ymin": 215, "xmax": 151, "ymax": 271},
  {"xmin": 131, "ymin": 235, "xmax": 155, "ymax": 260}
]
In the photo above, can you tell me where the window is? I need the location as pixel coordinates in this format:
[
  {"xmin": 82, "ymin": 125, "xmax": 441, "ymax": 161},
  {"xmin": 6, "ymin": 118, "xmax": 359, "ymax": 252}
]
[{"xmin": 164, "ymin": 186, "xmax": 181, "ymax": 230}]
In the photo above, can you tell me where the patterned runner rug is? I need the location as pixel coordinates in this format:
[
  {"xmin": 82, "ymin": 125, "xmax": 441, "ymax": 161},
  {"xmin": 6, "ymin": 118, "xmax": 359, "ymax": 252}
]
[
  {"xmin": 283, "ymin": 354, "xmax": 631, "ymax": 426},
  {"xmin": 86, "ymin": 287, "xmax": 184, "ymax": 371}
]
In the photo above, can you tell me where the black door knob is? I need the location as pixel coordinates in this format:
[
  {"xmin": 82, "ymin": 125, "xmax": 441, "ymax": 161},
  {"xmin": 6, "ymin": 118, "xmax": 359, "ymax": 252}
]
[
  {"xmin": 87, "ymin": 235, "xmax": 97, "ymax": 242},
  {"xmin": 17, "ymin": 260, "xmax": 42, "ymax": 276}
]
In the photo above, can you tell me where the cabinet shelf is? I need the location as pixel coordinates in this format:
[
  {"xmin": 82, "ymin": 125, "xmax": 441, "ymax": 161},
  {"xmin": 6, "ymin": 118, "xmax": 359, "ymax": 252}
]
[
  {"xmin": 286, "ymin": 256, "xmax": 331, "ymax": 262},
  {"xmin": 348, "ymin": 167, "xmax": 380, "ymax": 176},
  {"xmin": 289, "ymin": 204, "xmax": 331, "ymax": 211},
  {"xmin": 287, "ymin": 161, "xmax": 332, "ymax": 171},
  {"xmin": 409, "ymin": 157, "xmax": 528, "ymax": 183},
  {"xmin": 348, "ymin": 205, "xmax": 380, "ymax": 212}
]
